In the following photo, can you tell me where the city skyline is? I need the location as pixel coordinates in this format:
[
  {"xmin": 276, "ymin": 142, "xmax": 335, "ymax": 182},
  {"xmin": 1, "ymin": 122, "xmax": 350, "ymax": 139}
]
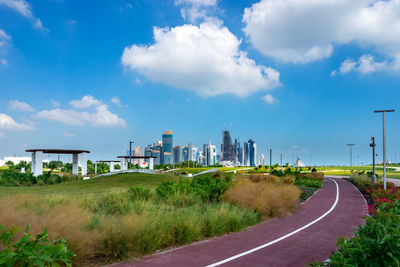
[{"xmin": 1, "ymin": 0, "xmax": 400, "ymax": 166}]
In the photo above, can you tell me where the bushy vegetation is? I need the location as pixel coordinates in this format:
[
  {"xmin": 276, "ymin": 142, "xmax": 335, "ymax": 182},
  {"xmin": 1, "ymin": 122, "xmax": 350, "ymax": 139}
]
[
  {"xmin": 0, "ymin": 225, "xmax": 75, "ymax": 267},
  {"xmin": 223, "ymin": 175, "xmax": 300, "ymax": 218},
  {"xmin": 311, "ymin": 178, "xmax": 400, "ymax": 266},
  {"xmin": 0, "ymin": 171, "xmax": 69, "ymax": 186}
]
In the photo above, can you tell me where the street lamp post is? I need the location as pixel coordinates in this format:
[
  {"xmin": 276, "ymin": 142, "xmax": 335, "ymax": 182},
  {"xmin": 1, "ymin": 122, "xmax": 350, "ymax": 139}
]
[
  {"xmin": 370, "ymin": 137, "xmax": 376, "ymax": 183},
  {"xmin": 269, "ymin": 149, "xmax": 272, "ymax": 174},
  {"xmin": 129, "ymin": 141, "xmax": 134, "ymax": 170},
  {"xmin": 347, "ymin": 144, "xmax": 355, "ymax": 177},
  {"xmin": 374, "ymin": 109, "xmax": 395, "ymax": 189}
]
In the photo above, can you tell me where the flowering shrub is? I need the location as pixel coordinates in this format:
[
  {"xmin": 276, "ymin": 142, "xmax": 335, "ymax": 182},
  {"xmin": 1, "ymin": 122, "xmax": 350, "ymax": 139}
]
[{"xmin": 310, "ymin": 180, "xmax": 400, "ymax": 266}]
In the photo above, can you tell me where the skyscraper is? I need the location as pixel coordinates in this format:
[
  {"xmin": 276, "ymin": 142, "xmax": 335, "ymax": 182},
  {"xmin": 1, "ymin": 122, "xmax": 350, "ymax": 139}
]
[
  {"xmin": 162, "ymin": 130, "xmax": 173, "ymax": 164},
  {"xmin": 221, "ymin": 130, "xmax": 235, "ymax": 162},
  {"xmin": 204, "ymin": 141, "xmax": 217, "ymax": 166},
  {"xmin": 260, "ymin": 154, "xmax": 265, "ymax": 166},
  {"xmin": 248, "ymin": 139, "xmax": 257, "ymax": 167},
  {"xmin": 244, "ymin": 141, "xmax": 249, "ymax": 166},
  {"xmin": 173, "ymin": 145, "xmax": 183, "ymax": 163},
  {"xmin": 134, "ymin": 146, "xmax": 142, "ymax": 164},
  {"xmin": 153, "ymin": 141, "xmax": 162, "ymax": 165}
]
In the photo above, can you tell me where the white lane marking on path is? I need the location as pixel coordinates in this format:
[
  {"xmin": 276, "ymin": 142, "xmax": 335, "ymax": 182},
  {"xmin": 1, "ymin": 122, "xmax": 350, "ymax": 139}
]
[{"xmin": 206, "ymin": 178, "xmax": 340, "ymax": 267}]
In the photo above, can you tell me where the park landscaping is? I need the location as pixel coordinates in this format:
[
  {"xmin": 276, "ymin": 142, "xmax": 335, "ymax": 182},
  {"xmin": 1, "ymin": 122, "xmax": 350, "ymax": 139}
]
[
  {"xmin": 311, "ymin": 176, "xmax": 400, "ymax": 266},
  {"xmin": 0, "ymin": 169, "xmax": 324, "ymax": 266}
]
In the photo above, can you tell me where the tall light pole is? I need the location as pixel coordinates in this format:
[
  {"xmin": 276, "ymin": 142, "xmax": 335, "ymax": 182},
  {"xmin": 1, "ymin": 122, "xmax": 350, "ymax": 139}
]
[
  {"xmin": 374, "ymin": 109, "xmax": 395, "ymax": 189},
  {"xmin": 280, "ymin": 153, "xmax": 283, "ymax": 170},
  {"xmin": 370, "ymin": 137, "xmax": 376, "ymax": 183},
  {"xmin": 129, "ymin": 141, "xmax": 134, "ymax": 170},
  {"xmin": 347, "ymin": 144, "xmax": 355, "ymax": 177}
]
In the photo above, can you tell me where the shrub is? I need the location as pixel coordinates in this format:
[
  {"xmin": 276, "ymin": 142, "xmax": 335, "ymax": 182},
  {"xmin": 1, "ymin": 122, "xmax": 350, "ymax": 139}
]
[
  {"xmin": 223, "ymin": 177, "xmax": 300, "ymax": 218},
  {"xmin": 88, "ymin": 193, "xmax": 132, "ymax": 215},
  {"xmin": 282, "ymin": 176, "xmax": 294, "ymax": 185},
  {"xmin": 0, "ymin": 225, "xmax": 75, "ymax": 267},
  {"xmin": 304, "ymin": 172, "xmax": 324, "ymax": 180},
  {"xmin": 311, "ymin": 201, "xmax": 400, "ymax": 266},
  {"xmin": 294, "ymin": 177, "xmax": 323, "ymax": 189},
  {"xmin": 248, "ymin": 174, "xmax": 279, "ymax": 184},
  {"xmin": 156, "ymin": 176, "xmax": 231, "ymax": 202},
  {"xmin": 127, "ymin": 186, "xmax": 152, "ymax": 201}
]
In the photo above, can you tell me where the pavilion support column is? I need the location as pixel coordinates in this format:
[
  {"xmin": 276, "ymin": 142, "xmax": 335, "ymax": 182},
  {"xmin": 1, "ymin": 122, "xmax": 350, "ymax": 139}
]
[
  {"xmin": 110, "ymin": 162, "xmax": 115, "ymax": 172},
  {"xmin": 72, "ymin": 154, "xmax": 79, "ymax": 175},
  {"xmin": 81, "ymin": 152, "xmax": 88, "ymax": 176},
  {"xmin": 121, "ymin": 158, "xmax": 127, "ymax": 171},
  {"xmin": 95, "ymin": 163, "xmax": 97, "ymax": 174},
  {"xmin": 31, "ymin": 152, "xmax": 36, "ymax": 175},
  {"xmin": 149, "ymin": 158, "xmax": 154, "ymax": 170},
  {"xmin": 33, "ymin": 151, "xmax": 43, "ymax": 177}
]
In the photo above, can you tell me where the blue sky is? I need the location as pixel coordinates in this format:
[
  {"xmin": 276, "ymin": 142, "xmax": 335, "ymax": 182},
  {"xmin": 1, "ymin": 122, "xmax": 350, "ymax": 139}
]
[{"xmin": 1, "ymin": 0, "xmax": 400, "ymax": 165}]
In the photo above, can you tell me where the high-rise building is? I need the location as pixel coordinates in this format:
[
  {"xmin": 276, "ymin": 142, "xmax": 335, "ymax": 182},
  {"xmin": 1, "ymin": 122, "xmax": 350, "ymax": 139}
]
[
  {"xmin": 162, "ymin": 130, "xmax": 173, "ymax": 165},
  {"xmin": 204, "ymin": 141, "xmax": 217, "ymax": 166},
  {"xmin": 260, "ymin": 154, "xmax": 265, "ymax": 166},
  {"xmin": 173, "ymin": 145, "xmax": 183, "ymax": 163},
  {"xmin": 182, "ymin": 146, "xmax": 189, "ymax": 162},
  {"xmin": 221, "ymin": 130, "xmax": 235, "ymax": 162},
  {"xmin": 244, "ymin": 141, "xmax": 249, "ymax": 166},
  {"xmin": 248, "ymin": 139, "xmax": 257, "ymax": 167},
  {"xmin": 238, "ymin": 146, "xmax": 244, "ymax": 166},
  {"xmin": 152, "ymin": 141, "xmax": 162, "ymax": 165},
  {"xmin": 134, "ymin": 146, "xmax": 142, "ymax": 164}
]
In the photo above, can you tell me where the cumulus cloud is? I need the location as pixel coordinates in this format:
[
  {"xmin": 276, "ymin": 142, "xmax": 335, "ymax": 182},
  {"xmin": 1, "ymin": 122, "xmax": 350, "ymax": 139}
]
[
  {"xmin": 34, "ymin": 95, "xmax": 126, "ymax": 128},
  {"xmin": 70, "ymin": 95, "xmax": 102, "ymax": 109},
  {"xmin": 122, "ymin": 22, "xmax": 280, "ymax": 97},
  {"xmin": 0, "ymin": 0, "xmax": 47, "ymax": 30},
  {"xmin": 111, "ymin": 97, "xmax": 122, "ymax": 107},
  {"xmin": 332, "ymin": 54, "xmax": 395, "ymax": 75},
  {"xmin": 262, "ymin": 94, "xmax": 278, "ymax": 104},
  {"xmin": 50, "ymin": 99, "xmax": 61, "ymax": 107},
  {"xmin": 175, "ymin": 0, "xmax": 218, "ymax": 23},
  {"xmin": 9, "ymin": 100, "xmax": 34, "ymax": 112},
  {"xmin": 243, "ymin": 0, "xmax": 400, "ymax": 65},
  {"xmin": 0, "ymin": 113, "xmax": 34, "ymax": 131}
]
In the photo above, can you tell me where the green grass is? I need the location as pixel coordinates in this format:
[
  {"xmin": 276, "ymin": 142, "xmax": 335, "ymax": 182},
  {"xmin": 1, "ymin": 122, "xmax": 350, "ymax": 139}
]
[{"xmin": 0, "ymin": 173, "xmax": 181, "ymax": 197}]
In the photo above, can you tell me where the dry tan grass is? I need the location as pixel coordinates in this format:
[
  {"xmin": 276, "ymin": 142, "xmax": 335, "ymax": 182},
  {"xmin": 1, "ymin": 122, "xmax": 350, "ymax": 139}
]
[
  {"xmin": 248, "ymin": 174, "xmax": 279, "ymax": 184},
  {"xmin": 224, "ymin": 177, "xmax": 300, "ymax": 218},
  {"xmin": 305, "ymin": 172, "xmax": 324, "ymax": 180}
]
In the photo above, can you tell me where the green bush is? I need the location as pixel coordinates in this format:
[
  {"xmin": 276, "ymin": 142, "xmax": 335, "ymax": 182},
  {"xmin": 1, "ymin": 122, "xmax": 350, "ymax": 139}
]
[
  {"xmin": 310, "ymin": 200, "xmax": 400, "ymax": 266},
  {"xmin": 294, "ymin": 177, "xmax": 322, "ymax": 188},
  {"xmin": 127, "ymin": 186, "xmax": 152, "ymax": 201},
  {"xmin": 89, "ymin": 193, "xmax": 133, "ymax": 215},
  {"xmin": 0, "ymin": 225, "xmax": 75, "ymax": 267},
  {"xmin": 156, "ymin": 176, "xmax": 232, "ymax": 202}
]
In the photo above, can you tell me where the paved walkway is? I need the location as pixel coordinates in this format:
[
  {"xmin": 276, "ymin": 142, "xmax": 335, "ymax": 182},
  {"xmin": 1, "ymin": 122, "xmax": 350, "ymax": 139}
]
[{"xmin": 116, "ymin": 178, "xmax": 365, "ymax": 267}]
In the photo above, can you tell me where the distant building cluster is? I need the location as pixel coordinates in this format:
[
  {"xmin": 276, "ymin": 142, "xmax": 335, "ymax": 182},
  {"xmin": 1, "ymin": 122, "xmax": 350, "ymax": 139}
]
[{"xmin": 133, "ymin": 130, "xmax": 258, "ymax": 167}]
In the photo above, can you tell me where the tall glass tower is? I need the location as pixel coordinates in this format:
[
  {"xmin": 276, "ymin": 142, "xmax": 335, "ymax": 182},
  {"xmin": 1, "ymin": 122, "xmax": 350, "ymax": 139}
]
[
  {"xmin": 248, "ymin": 139, "xmax": 256, "ymax": 167},
  {"xmin": 162, "ymin": 130, "xmax": 173, "ymax": 164}
]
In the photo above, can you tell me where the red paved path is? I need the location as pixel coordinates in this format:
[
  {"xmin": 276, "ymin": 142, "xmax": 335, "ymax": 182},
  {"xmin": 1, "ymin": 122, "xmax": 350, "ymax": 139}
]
[{"xmin": 115, "ymin": 178, "xmax": 365, "ymax": 267}]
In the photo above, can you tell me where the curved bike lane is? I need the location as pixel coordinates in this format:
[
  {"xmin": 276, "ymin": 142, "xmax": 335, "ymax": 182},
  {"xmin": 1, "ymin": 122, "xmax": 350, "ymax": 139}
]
[{"xmin": 116, "ymin": 177, "xmax": 366, "ymax": 267}]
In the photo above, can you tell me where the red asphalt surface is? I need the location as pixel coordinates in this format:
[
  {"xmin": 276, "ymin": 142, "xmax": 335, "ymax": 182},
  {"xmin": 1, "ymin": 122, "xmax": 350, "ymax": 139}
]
[{"xmin": 115, "ymin": 178, "xmax": 366, "ymax": 267}]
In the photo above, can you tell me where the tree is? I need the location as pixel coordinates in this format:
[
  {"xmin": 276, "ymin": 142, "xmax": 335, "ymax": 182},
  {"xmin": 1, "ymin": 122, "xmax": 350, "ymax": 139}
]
[
  {"xmin": 5, "ymin": 161, "xmax": 14, "ymax": 169},
  {"xmin": 48, "ymin": 161, "xmax": 59, "ymax": 172}
]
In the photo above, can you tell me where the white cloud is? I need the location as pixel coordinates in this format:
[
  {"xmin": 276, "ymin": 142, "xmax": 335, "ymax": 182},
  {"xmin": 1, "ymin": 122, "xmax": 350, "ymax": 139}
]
[
  {"xmin": 0, "ymin": 29, "xmax": 11, "ymax": 61},
  {"xmin": 122, "ymin": 22, "xmax": 280, "ymax": 97},
  {"xmin": 63, "ymin": 132, "xmax": 75, "ymax": 138},
  {"xmin": 0, "ymin": 113, "xmax": 34, "ymax": 131},
  {"xmin": 243, "ymin": 0, "xmax": 400, "ymax": 65},
  {"xmin": 332, "ymin": 54, "xmax": 394, "ymax": 75},
  {"xmin": 175, "ymin": 0, "xmax": 218, "ymax": 23},
  {"xmin": 0, "ymin": 0, "xmax": 33, "ymax": 18},
  {"xmin": 70, "ymin": 95, "xmax": 102, "ymax": 109},
  {"xmin": 111, "ymin": 97, "xmax": 122, "ymax": 107},
  {"xmin": 8, "ymin": 100, "xmax": 34, "ymax": 112},
  {"xmin": 262, "ymin": 94, "xmax": 278, "ymax": 104},
  {"xmin": 50, "ymin": 99, "xmax": 61, "ymax": 107},
  {"xmin": 0, "ymin": 0, "xmax": 47, "ymax": 30},
  {"xmin": 34, "ymin": 104, "xmax": 126, "ymax": 128}
]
